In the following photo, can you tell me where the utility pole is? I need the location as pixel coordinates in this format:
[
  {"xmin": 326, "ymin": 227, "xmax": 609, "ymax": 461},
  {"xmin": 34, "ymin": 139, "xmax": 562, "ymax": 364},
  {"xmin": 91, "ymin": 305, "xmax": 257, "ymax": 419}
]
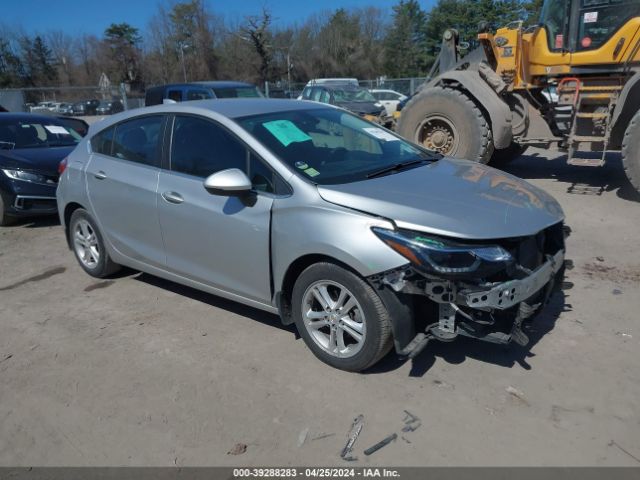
[{"xmin": 179, "ymin": 43, "xmax": 189, "ymax": 82}]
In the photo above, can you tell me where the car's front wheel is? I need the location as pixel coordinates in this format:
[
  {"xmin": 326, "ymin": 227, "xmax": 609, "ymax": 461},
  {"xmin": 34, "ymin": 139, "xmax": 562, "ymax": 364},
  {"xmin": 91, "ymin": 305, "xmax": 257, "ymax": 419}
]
[
  {"xmin": 69, "ymin": 209, "xmax": 121, "ymax": 278},
  {"xmin": 0, "ymin": 192, "xmax": 17, "ymax": 226},
  {"xmin": 292, "ymin": 262, "xmax": 393, "ymax": 371}
]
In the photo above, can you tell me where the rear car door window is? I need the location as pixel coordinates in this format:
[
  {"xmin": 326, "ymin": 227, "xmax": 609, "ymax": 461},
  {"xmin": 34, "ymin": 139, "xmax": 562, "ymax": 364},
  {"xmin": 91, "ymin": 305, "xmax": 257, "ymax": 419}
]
[
  {"xmin": 112, "ymin": 116, "xmax": 163, "ymax": 167},
  {"xmin": 186, "ymin": 89, "xmax": 213, "ymax": 100},
  {"xmin": 167, "ymin": 90, "xmax": 182, "ymax": 102}
]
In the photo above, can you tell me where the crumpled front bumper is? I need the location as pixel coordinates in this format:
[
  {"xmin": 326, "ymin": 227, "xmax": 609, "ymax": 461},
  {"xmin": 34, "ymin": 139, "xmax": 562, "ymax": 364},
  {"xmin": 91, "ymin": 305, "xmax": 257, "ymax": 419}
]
[
  {"xmin": 370, "ymin": 248, "xmax": 566, "ymax": 355},
  {"xmin": 460, "ymin": 250, "xmax": 565, "ymax": 310}
]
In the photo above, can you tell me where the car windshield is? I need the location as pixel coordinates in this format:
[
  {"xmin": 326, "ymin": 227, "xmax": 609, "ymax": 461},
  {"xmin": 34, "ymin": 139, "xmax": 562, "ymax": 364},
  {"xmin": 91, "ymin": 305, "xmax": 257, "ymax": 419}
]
[
  {"xmin": 0, "ymin": 119, "xmax": 81, "ymax": 149},
  {"xmin": 213, "ymin": 86, "xmax": 263, "ymax": 98},
  {"xmin": 331, "ymin": 87, "xmax": 377, "ymax": 103},
  {"xmin": 237, "ymin": 108, "xmax": 435, "ymax": 185}
]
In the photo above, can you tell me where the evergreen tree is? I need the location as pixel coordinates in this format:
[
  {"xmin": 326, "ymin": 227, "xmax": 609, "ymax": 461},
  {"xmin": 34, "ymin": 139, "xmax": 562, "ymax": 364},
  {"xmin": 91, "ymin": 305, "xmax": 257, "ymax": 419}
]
[{"xmin": 383, "ymin": 0, "xmax": 430, "ymax": 77}]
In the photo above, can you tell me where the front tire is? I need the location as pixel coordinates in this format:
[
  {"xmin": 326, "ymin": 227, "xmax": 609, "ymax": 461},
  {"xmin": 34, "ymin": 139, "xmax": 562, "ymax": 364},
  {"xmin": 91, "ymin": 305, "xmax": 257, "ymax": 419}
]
[
  {"xmin": 621, "ymin": 110, "xmax": 640, "ymax": 192},
  {"xmin": 69, "ymin": 209, "xmax": 120, "ymax": 278},
  {"xmin": 0, "ymin": 192, "xmax": 17, "ymax": 226},
  {"xmin": 292, "ymin": 262, "xmax": 393, "ymax": 372},
  {"xmin": 397, "ymin": 86, "xmax": 494, "ymax": 163}
]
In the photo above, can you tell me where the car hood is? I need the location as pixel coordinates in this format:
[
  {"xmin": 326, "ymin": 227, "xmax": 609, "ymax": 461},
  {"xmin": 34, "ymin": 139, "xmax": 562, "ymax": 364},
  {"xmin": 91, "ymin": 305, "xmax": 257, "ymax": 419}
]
[
  {"xmin": 0, "ymin": 145, "xmax": 75, "ymax": 176},
  {"xmin": 317, "ymin": 158, "xmax": 564, "ymax": 240}
]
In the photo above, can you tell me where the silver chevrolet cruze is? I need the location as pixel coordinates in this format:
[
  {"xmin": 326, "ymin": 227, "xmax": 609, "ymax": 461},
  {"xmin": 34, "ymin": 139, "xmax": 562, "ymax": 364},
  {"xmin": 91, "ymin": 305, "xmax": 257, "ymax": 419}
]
[{"xmin": 57, "ymin": 99, "xmax": 566, "ymax": 371}]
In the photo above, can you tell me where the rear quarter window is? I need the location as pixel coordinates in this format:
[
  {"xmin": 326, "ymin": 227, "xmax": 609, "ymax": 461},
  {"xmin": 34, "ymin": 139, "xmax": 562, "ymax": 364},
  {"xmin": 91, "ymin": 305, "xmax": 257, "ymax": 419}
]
[{"xmin": 90, "ymin": 126, "xmax": 115, "ymax": 155}]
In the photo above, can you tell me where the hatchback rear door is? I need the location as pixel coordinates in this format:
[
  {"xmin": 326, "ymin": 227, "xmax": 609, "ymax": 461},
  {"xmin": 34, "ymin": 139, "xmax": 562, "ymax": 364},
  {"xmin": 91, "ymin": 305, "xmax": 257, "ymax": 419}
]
[{"xmin": 86, "ymin": 114, "xmax": 167, "ymax": 267}]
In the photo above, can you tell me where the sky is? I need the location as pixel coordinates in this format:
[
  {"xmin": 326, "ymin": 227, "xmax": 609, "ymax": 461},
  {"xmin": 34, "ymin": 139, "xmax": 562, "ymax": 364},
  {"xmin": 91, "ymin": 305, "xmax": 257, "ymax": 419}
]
[{"xmin": 3, "ymin": 0, "xmax": 438, "ymax": 37}]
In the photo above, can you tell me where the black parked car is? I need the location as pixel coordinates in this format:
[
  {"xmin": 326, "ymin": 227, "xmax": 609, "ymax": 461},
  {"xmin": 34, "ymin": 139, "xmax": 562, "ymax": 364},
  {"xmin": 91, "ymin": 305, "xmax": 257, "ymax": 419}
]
[
  {"xmin": 300, "ymin": 83, "xmax": 391, "ymax": 126},
  {"xmin": 145, "ymin": 81, "xmax": 262, "ymax": 106},
  {"xmin": 0, "ymin": 113, "xmax": 80, "ymax": 225},
  {"xmin": 72, "ymin": 99, "xmax": 100, "ymax": 116},
  {"xmin": 96, "ymin": 100, "xmax": 124, "ymax": 115}
]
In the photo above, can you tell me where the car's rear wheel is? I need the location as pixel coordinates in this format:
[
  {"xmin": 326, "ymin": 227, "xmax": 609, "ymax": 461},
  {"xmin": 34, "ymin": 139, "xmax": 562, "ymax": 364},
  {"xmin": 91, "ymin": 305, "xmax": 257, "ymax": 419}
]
[
  {"xmin": 69, "ymin": 209, "xmax": 120, "ymax": 278},
  {"xmin": 292, "ymin": 262, "xmax": 393, "ymax": 371},
  {"xmin": 0, "ymin": 193, "xmax": 17, "ymax": 227}
]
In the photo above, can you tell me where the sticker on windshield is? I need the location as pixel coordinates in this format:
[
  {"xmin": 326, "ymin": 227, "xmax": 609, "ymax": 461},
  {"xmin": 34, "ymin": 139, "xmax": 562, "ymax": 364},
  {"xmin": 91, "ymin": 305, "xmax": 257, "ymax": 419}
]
[
  {"xmin": 45, "ymin": 125, "xmax": 69, "ymax": 135},
  {"xmin": 263, "ymin": 120, "xmax": 312, "ymax": 147},
  {"xmin": 363, "ymin": 127, "xmax": 399, "ymax": 142},
  {"xmin": 584, "ymin": 12, "xmax": 598, "ymax": 23},
  {"xmin": 303, "ymin": 167, "xmax": 320, "ymax": 177}
]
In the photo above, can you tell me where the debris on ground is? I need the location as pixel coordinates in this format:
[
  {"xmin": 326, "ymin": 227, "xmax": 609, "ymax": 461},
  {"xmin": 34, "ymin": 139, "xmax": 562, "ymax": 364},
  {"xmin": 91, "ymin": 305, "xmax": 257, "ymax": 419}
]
[
  {"xmin": 402, "ymin": 421, "xmax": 422, "ymax": 433},
  {"xmin": 297, "ymin": 427, "xmax": 309, "ymax": 447},
  {"xmin": 612, "ymin": 289, "xmax": 623, "ymax": 295},
  {"xmin": 0, "ymin": 354, "xmax": 13, "ymax": 364},
  {"xmin": 364, "ymin": 433, "xmax": 397, "ymax": 456},
  {"xmin": 227, "ymin": 443, "xmax": 247, "ymax": 455},
  {"xmin": 506, "ymin": 386, "xmax": 529, "ymax": 406},
  {"xmin": 608, "ymin": 440, "xmax": 640, "ymax": 464},
  {"xmin": 340, "ymin": 414, "xmax": 364, "ymax": 461},
  {"xmin": 401, "ymin": 435, "xmax": 412, "ymax": 444},
  {"xmin": 616, "ymin": 332, "xmax": 633, "ymax": 339},
  {"xmin": 311, "ymin": 432, "xmax": 335, "ymax": 441},
  {"xmin": 596, "ymin": 256, "xmax": 605, "ymax": 262}
]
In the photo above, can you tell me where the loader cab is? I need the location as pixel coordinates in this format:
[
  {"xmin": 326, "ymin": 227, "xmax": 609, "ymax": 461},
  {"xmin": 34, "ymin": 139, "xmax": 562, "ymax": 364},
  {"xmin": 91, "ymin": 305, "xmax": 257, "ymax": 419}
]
[{"xmin": 534, "ymin": 0, "xmax": 640, "ymax": 68}]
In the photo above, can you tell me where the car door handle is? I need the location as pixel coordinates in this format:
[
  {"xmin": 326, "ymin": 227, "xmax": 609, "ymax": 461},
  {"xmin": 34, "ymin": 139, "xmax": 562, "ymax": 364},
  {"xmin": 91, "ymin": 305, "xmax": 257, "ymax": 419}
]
[
  {"xmin": 162, "ymin": 191, "xmax": 184, "ymax": 204},
  {"xmin": 94, "ymin": 171, "xmax": 107, "ymax": 180}
]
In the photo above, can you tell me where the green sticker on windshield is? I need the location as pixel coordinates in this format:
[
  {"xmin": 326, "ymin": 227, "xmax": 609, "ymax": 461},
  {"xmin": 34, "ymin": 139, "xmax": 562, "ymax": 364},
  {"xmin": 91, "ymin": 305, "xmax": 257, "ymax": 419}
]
[
  {"xmin": 263, "ymin": 120, "xmax": 312, "ymax": 147},
  {"xmin": 304, "ymin": 167, "xmax": 320, "ymax": 177}
]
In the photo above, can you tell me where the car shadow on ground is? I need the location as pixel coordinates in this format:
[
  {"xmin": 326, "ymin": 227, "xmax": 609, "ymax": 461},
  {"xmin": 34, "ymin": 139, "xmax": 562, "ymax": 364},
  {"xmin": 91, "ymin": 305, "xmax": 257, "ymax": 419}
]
[
  {"xmin": 368, "ymin": 289, "xmax": 569, "ymax": 377},
  {"xmin": 133, "ymin": 272, "xmax": 297, "ymax": 335},
  {"xmin": 133, "ymin": 268, "xmax": 569, "ymax": 378},
  {"xmin": 9, "ymin": 215, "xmax": 60, "ymax": 228},
  {"xmin": 503, "ymin": 151, "xmax": 640, "ymax": 203}
]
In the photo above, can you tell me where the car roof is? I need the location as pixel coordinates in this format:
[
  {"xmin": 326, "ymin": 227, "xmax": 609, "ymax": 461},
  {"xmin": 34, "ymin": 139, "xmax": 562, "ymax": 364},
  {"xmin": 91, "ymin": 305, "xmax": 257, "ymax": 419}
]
[
  {"xmin": 0, "ymin": 112, "xmax": 64, "ymax": 123},
  {"xmin": 89, "ymin": 99, "xmax": 333, "ymax": 134}
]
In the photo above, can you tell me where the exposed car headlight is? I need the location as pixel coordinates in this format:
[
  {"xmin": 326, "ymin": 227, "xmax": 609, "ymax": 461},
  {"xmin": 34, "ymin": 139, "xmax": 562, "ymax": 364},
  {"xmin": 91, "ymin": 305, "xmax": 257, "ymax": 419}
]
[
  {"xmin": 2, "ymin": 169, "xmax": 55, "ymax": 185},
  {"xmin": 372, "ymin": 227, "xmax": 513, "ymax": 277}
]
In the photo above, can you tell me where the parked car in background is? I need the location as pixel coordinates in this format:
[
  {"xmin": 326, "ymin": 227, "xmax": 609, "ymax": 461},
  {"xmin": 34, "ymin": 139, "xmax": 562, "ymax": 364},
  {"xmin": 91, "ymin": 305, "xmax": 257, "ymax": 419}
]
[
  {"xmin": 370, "ymin": 89, "xmax": 408, "ymax": 116},
  {"xmin": 96, "ymin": 100, "xmax": 124, "ymax": 115},
  {"xmin": 71, "ymin": 102, "xmax": 87, "ymax": 116},
  {"xmin": 145, "ymin": 81, "xmax": 263, "ymax": 106},
  {"xmin": 56, "ymin": 103, "xmax": 75, "ymax": 115},
  {"xmin": 300, "ymin": 83, "xmax": 390, "ymax": 126},
  {"xmin": 57, "ymin": 99, "xmax": 565, "ymax": 371},
  {"xmin": 0, "ymin": 113, "xmax": 81, "ymax": 225}
]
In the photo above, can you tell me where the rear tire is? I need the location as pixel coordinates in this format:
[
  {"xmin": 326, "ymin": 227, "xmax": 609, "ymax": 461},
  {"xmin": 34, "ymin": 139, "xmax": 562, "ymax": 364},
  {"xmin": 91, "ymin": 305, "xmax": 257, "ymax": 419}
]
[
  {"xmin": 621, "ymin": 110, "xmax": 640, "ymax": 192},
  {"xmin": 292, "ymin": 262, "xmax": 393, "ymax": 372},
  {"xmin": 397, "ymin": 86, "xmax": 494, "ymax": 163},
  {"xmin": 0, "ymin": 193, "xmax": 17, "ymax": 227},
  {"xmin": 490, "ymin": 142, "xmax": 527, "ymax": 167},
  {"xmin": 69, "ymin": 209, "xmax": 121, "ymax": 278}
]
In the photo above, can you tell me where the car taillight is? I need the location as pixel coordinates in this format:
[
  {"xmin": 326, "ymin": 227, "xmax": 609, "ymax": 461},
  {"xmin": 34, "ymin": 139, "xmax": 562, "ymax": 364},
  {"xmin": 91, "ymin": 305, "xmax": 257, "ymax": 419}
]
[{"xmin": 58, "ymin": 158, "xmax": 68, "ymax": 175}]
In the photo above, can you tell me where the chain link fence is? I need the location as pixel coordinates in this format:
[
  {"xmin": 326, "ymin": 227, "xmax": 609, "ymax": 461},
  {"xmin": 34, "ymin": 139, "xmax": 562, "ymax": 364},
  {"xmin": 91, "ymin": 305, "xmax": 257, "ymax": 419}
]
[{"xmin": 1, "ymin": 77, "xmax": 428, "ymax": 115}]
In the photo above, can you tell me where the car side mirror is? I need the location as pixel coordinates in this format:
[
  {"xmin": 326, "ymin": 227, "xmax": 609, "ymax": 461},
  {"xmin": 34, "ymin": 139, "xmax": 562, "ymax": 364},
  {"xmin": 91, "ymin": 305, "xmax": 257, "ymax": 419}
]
[{"xmin": 203, "ymin": 168, "xmax": 252, "ymax": 196}]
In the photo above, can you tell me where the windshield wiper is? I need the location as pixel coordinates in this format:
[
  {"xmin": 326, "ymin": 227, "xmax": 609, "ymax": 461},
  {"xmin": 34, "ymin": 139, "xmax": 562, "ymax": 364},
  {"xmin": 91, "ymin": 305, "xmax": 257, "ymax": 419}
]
[{"xmin": 366, "ymin": 159, "xmax": 429, "ymax": 179}]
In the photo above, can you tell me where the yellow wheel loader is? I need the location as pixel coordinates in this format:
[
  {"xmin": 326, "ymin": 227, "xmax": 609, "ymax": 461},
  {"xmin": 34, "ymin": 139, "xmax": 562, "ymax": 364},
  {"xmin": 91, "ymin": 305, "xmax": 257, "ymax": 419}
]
[{"xmin": 396, "ymin": 0, "xmax": 640, "ymax": 191}]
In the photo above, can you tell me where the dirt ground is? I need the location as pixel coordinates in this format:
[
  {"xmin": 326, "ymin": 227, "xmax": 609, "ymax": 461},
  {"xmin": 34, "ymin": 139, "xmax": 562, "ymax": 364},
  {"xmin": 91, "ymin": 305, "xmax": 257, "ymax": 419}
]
[{"xmin": 0, "ymin": 148, "xmax": 638, "ymax": 467}]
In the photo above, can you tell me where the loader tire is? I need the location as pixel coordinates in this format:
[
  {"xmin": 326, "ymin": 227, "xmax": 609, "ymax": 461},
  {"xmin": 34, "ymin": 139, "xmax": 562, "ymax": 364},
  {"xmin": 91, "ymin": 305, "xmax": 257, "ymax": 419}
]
[
  {"xmin": 622, "ymin": 110, "xmax": 640, "ymax": 193},
  {"xmin": 397, "ymin": 86, "xmax": 494, "ymax": 164}
]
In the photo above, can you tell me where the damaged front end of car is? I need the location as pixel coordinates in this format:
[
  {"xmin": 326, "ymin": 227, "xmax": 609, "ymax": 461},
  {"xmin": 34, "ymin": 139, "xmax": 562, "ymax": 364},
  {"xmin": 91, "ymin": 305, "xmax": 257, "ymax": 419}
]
[{"xmin": 368, "ymin": 222, "xmax": 568, "ymax": 358}]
